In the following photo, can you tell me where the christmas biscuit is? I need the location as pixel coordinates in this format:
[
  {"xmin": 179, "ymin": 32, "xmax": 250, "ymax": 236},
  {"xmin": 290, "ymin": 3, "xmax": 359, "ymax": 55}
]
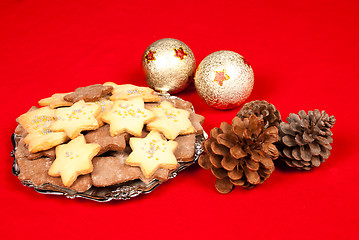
[
  {"xmin": 18, "ymin": 106, "xmax": 69, "ymax": 153},
  {"xmin": 141, "ymin": 129, "xmax": 196, "ymax": 162},
  {"xmin": 16, "ymin": 137, "xmax": 56, "ymax": 160},
  {"xmin": 48, "ymin": 135, "xmax": 101, "ymax": 187},
  {"xmin": 101, "ymin": 97, "xmax": 155, "ymax": 137},
  {"xmin": 93, "ymin": 98, "xmax": 113, "ymax": 127},
  {"xmin": 84, "ymin": 124, "xmax": 130, "ymax": 155},
  {"xmin": 91, "ymin": 150, "xmax": 170, "ymax": 187},
  {"xmin": 174, "ymin": 134, "xmax": 196, "ymax": 162},
  {"xmin": 126, "ymin": 130, "xmax": 178, "ymax": 178},
  {"xmin": 64, "ymin": 84, "xmax": 113, "ymax": 103},
  {"xmin": 50, "ymin": 100, "xmax": 101, "ymax": 139},
  {"xmin": 146, "ymin": 101, "xmax": 196, "ymax": 140},
  {"xmin": 105, "ymin": 83, "xmax": 161, "ymax": 102},
  {"xmin": 17, "ymin": 157, "xmax": 92, "ymax": 193},
  {"xmin": 38, "ymin": 93, "xmax": 73, "ymax": 109}
]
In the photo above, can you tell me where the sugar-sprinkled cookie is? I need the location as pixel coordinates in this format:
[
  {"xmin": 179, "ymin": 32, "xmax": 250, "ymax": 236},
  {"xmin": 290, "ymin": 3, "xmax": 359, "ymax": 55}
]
[
  {"xmin": 105, "ymin": 83, "xmax": 161, "ymax": 102},
  {"xmin": 38, "ymin": 93, "xmax": 73, "ymax": 109},
  {"xmin": 126, "ymin": 130, "xmax": 178, "ymax": 178},
  {"xmin": 64, "ymin": 84, "xmax": 113, "ymax": 103},
  {"xmin": 84, "ymin": 125, "xmax": 130, "ymax": 155},
  {"xmin": 146, "ymin": 101, "xmax": 196, "ymax": 140},
  {"xmin": 101, "ymin": 97, "xmax": 155, "ymax": 137},
  {"xmin": 18, "ymin": 106, "xmax": 69, "ymax": 153},
  {"xmin": 93, "ymin": 98, "xmax": 113, "ymax": 127},
  {"xmin": 50, "ymin": 100, "xmax": 101, "ymax": 139},
  {"xmin": 48, "ymin": 135, "xmax": 101, "ymax": 187}
]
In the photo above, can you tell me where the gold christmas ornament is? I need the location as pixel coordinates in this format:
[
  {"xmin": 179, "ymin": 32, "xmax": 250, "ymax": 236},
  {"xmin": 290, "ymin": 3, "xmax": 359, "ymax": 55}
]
[
  {"xmin": 142, "ymin": 38, "xmax": 196, "ymax": 94},
  {"xmin": 194, "ymin": 50, "xmax": 254, "ymax": 110}
]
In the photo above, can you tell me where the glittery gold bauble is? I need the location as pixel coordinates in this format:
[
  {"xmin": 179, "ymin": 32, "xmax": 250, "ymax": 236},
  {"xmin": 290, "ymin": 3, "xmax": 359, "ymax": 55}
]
[
  {"xmin": 142, "ymin": 38, "xmax": 196, "ymax": 94},
  {"xmin": 194, "ymin": 50, "xmax": 254, "ymax": 110}
]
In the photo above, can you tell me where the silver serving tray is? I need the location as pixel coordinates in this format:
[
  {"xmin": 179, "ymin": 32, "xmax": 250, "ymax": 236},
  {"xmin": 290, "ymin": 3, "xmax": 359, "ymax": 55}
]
[{"xmin": 11, "ymin": 94, "xmax": 207, "ymax": 202}]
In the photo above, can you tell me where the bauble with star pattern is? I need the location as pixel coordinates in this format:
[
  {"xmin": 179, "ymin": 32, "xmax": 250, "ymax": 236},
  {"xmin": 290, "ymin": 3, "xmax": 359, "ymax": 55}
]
[
  {"xmin": 194, "ymin": 50, "xmax": 254, "ymax": 110},
  {"xmin": 142, "ymin": 38, "xmax": 196, "ymax": 94}
]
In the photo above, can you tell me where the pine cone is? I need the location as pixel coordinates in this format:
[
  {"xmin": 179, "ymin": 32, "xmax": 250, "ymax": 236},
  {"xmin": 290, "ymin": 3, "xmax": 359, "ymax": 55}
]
[
  {"xmin": 237, "ymin": 100, "xmax": 282, "ymax": 128},
  {"xmin": 277, "ymin": 109, "xmax": 336, "ymax": 170},
  {"xmin": 198, "ymin": 115, "xmax": 279, "ymax": 194}
]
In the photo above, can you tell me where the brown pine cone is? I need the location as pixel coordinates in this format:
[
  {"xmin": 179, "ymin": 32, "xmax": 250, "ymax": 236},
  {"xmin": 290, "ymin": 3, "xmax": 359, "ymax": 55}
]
[
  {"xmin": 198, "ymin": 115, "xmax": 279, "ymax": 194},
  {"xmin": 277, "ymin": 109, "xmax": 336, "ymax": 170},
  {"xmin": 236, "ymin": 100, "xmax": 282, "ymax": 128}
]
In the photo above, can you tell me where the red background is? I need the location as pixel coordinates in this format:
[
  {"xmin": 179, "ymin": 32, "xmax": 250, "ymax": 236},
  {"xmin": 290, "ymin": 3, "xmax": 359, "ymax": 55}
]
[{"xmin": 1, "ymin": 0, "xmax": 358, "ymax": 239}]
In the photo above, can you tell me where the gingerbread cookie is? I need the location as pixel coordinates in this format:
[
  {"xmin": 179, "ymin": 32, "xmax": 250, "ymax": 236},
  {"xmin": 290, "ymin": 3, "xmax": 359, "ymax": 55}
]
[
  {"xmin": 126, "ymin": 131, "xmax": 178, "ymax": 178},
  {"xmin": 174, "ymin": 134, "xmax": 196, "ymax": 162},
  {"xmin": 48, "ymin": 135, "xmax": 101, "ymax": 187},
  {"xmin": 84, "ymin": 125, "xmax": 130, "ymax": 155},
  {"xmin": 17, "ymin": 157, "xmax": 92, "ymax": 193},
  {"xmin": 91, "ymin": 150, "xmax": 170, "ymax": 187},
  {"xmin": 64, "ymin": 84, "xmax": 113, "ymax": 103},
  {"xmin": 15, "ymin": 137, "xmax": 56, "ymax": 160}
]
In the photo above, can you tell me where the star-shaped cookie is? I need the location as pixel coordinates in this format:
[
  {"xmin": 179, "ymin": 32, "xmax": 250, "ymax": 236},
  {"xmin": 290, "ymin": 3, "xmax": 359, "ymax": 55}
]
[
  {"xmin": 18, "ymin": 106, "xmax": 69, "ymax": 153},
  {"xmin": 126, "ymin": 131, "xmax": 178, "ymax": 178},
  {"xmin": 50, "ymin": 100, "xmax": 101, "ymax": 139},
  {"xmin": 101, "ymin": 97, "xmax": 155, "ymax": 137},
  {"xmin": 48, "ymin": 135, "xmax": 101, "ymax": 187},
  {"xmin": 38, "ymin": 93, "xmax": 73, "ymax": 108},
  {"xmin": 146, "ymin": 101, "xmax": 196, "ymax": 140},
  {"xmin": 105, "ymin": 83, "xmax": 160, "ymax": 102}
]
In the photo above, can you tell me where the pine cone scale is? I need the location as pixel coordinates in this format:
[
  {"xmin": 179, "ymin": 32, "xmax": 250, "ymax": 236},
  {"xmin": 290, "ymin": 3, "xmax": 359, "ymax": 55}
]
[
  {"xmin": 198, "ymin": 155, "xmax": 211, "ymax": 169},
  {"xmin": 228, "ymin": 167, "xmax": 243, "ymax": 180},
  {"xmin": 221, "ymin": 155, "xmax": 238, "ymax": 171},
  {"xmin": 217, "ymin": 133, "xmax": 237, "ymax": 148},
  {"xmin": 300, "ymin": 145, "xmax": 312, "ymax": 161},
  {"xmin": 209, "ymin": 154, "xmax": 222, "ymax": 168},
  {"xmin": 259, "ymin": 156, "xmax": 275, "ymax": 169},
  {"xmin": 230, "ymin": 178, "xmax": 245, "ymax": 186},
  {"xmin": 229, "ymin": 145, "xmax": 246, "ymax": 159},
  {"xmin": 309, "ymin": 142, "xmax": 321, "ymax": 155},
  {"xmin": 211, "ymin": 166, "xmax": 227, "ymax": 179},
  {"xmin": 211, "ymin": 141, "xmax": 228, "ymax": 156},
  {"xmin": 282, "ymin": 135, "xmax": 297, "ymax": 147},
  {"xmin": 215, "ymin": 178, "xmax": 233, "ymax": 194},
  {"xmin": 243, "ymin": 166, "xmax": 261, "ymax": 185},
  {"xmin": 245, "ymin": 158, "xmax": 260, "ymax": 171}
]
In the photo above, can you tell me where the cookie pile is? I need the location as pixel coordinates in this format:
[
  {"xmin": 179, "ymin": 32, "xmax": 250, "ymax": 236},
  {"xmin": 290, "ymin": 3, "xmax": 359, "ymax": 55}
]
[{"xmin": 13, "ymin": 83, "xmax": 204, "ymax": 195}]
